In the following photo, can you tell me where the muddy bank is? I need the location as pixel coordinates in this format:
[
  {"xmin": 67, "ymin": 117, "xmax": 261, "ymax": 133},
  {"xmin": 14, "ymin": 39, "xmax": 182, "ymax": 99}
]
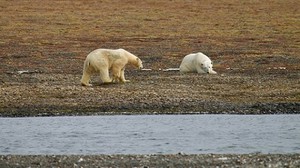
[{"xmin": 1, "ymin": 154, "xmax": 300, "ymax": 168}]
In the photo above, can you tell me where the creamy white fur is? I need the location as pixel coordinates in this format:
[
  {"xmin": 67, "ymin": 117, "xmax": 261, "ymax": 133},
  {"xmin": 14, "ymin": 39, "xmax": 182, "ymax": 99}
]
[
  {"xmin": 179, "ymin": 52, "xmax": 217, "ymax": 74},
  {"xmin": 81, "ymin": 48, "xmax": 143, "ymax": 86}
]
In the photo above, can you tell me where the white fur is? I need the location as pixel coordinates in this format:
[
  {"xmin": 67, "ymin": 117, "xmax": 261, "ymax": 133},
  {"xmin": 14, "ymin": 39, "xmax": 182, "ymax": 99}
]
[
  {"xmin": 179, "ymin": 52, "xmax": 217, "ymax": 74},
  {"xmin": 81, "ymin": 48, "xmax": 143, "ymax": 86}
]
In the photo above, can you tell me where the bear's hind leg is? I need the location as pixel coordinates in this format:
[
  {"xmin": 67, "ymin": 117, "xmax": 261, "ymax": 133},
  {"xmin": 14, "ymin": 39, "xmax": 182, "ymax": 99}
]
[
  {"xmin": 111, "ymin": 67, "xmax": 122, "ymax": 83},
  {"xmin": 81, "ymin": 71, "xmax": 92, "ymax": 86}
]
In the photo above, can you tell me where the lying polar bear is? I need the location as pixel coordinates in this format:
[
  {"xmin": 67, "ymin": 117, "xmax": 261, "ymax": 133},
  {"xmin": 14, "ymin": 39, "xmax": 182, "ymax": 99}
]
[
  {"xmin": 81, "ymin": 48, "xmax": 143, "ymax": 86},
  {"xmin": 179, "ymin": 52, "xmax": 217, "ymax": 74}
]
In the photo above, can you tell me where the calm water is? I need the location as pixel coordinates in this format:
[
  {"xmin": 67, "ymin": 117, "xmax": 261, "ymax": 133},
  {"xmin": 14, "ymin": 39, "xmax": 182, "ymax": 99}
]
[{"xmin": 0, "ymin": 115, "xmax": 299, "ymax": 154}]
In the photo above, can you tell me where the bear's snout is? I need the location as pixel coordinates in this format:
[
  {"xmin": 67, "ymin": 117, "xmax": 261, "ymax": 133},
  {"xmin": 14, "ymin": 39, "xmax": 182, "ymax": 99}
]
[{"xmin": 138, "ymin": 64, "xmax": 143, "ymax": 70}]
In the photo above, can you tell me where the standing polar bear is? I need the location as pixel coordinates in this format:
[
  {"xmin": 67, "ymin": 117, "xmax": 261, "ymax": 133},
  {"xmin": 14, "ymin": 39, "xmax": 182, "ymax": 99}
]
[
  {"xmin": 179, "ymin": 52, "xmax": 217, "ymax": 74},
  {"xmin": 81, "ymin": 48, "xmax": 143, "ymax": 86}
]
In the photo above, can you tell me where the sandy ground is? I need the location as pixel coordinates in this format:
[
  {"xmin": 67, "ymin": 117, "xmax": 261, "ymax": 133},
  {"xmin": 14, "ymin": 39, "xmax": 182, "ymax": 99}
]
[{"xmin": 0, "ymin": 0, "xmax": 299, "ymax": 167}]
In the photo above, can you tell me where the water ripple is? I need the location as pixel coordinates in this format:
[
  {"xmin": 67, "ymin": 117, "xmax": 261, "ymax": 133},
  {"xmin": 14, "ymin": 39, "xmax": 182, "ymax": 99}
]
[{"xmin": 0, "ymin": 115, "xmax": 299, "ymax": 154}]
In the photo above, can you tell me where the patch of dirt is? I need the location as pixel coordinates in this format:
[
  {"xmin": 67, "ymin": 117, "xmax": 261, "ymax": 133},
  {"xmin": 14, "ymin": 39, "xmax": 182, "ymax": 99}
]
[{"xmin": 0, "ymin": 0, "xmax": 300, "ymax": 117}]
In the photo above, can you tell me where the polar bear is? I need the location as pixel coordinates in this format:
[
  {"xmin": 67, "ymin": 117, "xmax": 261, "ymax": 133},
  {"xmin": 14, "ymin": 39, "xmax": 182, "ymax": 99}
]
[
  {"xmin": 81, "ymin": 48, "xmax": 143, "ymax": 86},
  {"xmin": 179, "ymin": 52, "xmax": 217, "ymax": 74}
]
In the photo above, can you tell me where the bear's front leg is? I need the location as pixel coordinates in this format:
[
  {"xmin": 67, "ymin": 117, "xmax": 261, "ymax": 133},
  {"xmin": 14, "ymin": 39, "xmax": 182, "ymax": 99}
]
[
  {"xmin": 112, "ymin": 76, "xmax": 120, "ymax": 83},
  {"xmin": 120, "ymin": 68, "xmax": 130, "ymax": 83}
]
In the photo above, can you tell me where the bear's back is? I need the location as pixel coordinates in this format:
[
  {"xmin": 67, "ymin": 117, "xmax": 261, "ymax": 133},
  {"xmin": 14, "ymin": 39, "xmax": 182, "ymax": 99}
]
[
  {"xmin": 88, "ymin": 49, "xmax": 123, "ymax": 60},
  {"xmin": 180, "ymin": 53, "xmax": 198, "ymax": 72},
  {"xmin": 194, "ymin": 52, "xmax": 211, "ymax": 63}
]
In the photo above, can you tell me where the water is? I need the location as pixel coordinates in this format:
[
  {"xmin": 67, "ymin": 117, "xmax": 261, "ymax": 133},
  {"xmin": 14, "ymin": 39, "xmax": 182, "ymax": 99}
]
[{"xmin": 0, "ymin": 115, "xmax": 299, "ymax": 154}]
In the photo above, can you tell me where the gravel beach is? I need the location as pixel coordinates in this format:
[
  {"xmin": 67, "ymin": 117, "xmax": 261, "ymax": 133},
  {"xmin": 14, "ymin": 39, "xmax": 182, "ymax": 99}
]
[{"xmin": 1, "ymin": 154, "xmax": 300, "ymax": 168}]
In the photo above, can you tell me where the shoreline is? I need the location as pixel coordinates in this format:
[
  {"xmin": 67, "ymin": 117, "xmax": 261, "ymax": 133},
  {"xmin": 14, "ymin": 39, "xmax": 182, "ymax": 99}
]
[
  {"xmin": 1, "ymin": 102, "xmax": 300, "ymax": 117},
  {"xmin": 1, "ymin": 154, "xmax": 300, "ymax": 167}
]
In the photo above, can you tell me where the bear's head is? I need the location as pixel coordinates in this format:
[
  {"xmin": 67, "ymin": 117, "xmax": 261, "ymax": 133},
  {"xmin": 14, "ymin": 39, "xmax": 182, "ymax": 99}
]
[
  {"xmin": 136, "ymin": 58, "xmax": 143, "ymax": 69},
  {"xmin": 201, "ymin": 60, "xmax": 217, "ymax": 74}
]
